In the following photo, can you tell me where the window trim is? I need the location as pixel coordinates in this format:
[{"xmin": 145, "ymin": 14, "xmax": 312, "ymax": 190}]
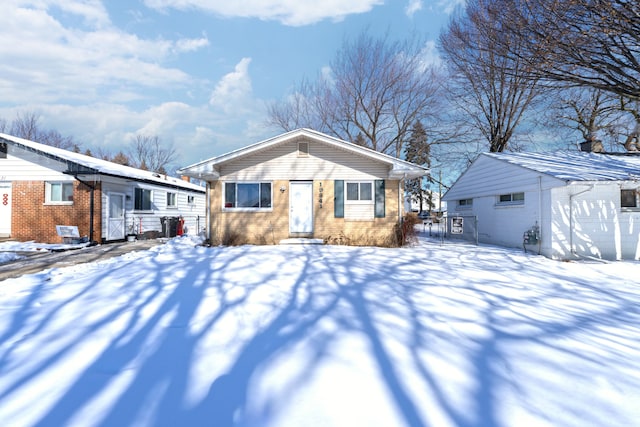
[
  {"xmin": 134, "ymin": 188, "xmax": 153, "ymax": 212},
  {"xmin": 496, "ymin": 192, "xmax": 525, "ymax": 206},
  {"xmin": 345, "ymin": 181, "xmax": 374, "ymax": 205},
  {"xmin": 166, "ymin": 191, "xmax": 177, "ymax": 208},
  {"xmin": 45, "ymin": 181, "xmax": 74, "ymax": 205},
  {"xmin": 223, "ymin": 181, "xmax": 273, "ymax": 211}
]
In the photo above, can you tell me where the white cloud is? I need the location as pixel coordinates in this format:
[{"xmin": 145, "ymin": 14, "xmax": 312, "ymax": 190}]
[
  {"xmin": 437, "ymin": 0, "xmax": 465, "ymax": 15},
  {"xmin": 174, "ymin": 35, "xmax": 209, "ymax": 53},
  {"xmin": 419, "ymin": 40, "xmax": 442, "ymax": 68},
  {"xmin": 405, "ymin": 0, "xmax": 422, "ymax": 17},
  {"xmin": 143, "ymin": 0, "xmax": 384, "ymax": 26},
  {"xmin": 0, "ymin": 2, "xmax": 208, "ymax": 104},
  {"xmin": 209, "ymin": 58, "xmax": 253, "ymax": 113}
]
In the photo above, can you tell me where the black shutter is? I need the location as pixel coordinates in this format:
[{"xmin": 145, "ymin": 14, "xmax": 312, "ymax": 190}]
[
  {"xmin": 375, "ymin": 180, "xmax": 385, "ymax": 218},
  {"xmin": 334, "ymin": 180, "xmax": 344, "ymax": 218}
]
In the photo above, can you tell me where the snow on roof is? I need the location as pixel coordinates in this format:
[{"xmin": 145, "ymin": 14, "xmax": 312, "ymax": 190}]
[
  {"xmin": 485, "ymin": 151, "xmax": 640, "ymax": 182},
  {"xmin": 1, "ymin": 133, "xmax": 205, "ymax": 192}
]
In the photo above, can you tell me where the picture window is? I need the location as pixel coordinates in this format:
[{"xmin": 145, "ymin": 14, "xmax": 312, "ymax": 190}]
[{"xmin": 224, "ymin": 182, "xmax": 272, "ymax": 209}]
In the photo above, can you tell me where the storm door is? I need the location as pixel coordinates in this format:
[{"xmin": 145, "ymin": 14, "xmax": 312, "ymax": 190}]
[
  {"xmin": 107, "ymin": 192, "xmax": 126, "ymax": 240},
  {"xmin": 289, "ymin": 181, "xmax": 313, "ymax": 235}
]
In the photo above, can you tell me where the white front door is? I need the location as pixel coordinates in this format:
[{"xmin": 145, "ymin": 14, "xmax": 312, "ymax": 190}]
[
  {"xmin": 0, "ymin": 183, "xmax": 11, "ymax": 237},
  {"xmin": 107, "ymin": 192, "xmax": 125, "ymax": 240},
  {"xmin": 289, "ymin": 181, "xmax": 314, "ymax": 234}
]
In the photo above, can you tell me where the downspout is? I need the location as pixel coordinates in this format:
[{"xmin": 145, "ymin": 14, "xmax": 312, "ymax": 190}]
[
  {"xmin": 398, "ymin": 173, "xmax": 407, "ymax": 224},
  {"xmin": 73, "ymin": 175, "xmax": 97, "ymax": 245},
  {"xmin": 569, "ymin": 184, "xmax": 594, "ymax": 256},
  {"xmin": 538, "ymin": 176, "xmax": 543, "ymax": 254},
  {"xmin": 206, "ymin": 181, "xmax": 211, "ymax": 243}
]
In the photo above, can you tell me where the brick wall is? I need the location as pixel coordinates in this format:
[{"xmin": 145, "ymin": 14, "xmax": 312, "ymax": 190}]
[
  {"xmin": 209, "ymin": 179, "xmax": 400, "ymax": 246},
  {"xmin": 11, "ymin": 180, "xmax": 103, "ymax": 243}
]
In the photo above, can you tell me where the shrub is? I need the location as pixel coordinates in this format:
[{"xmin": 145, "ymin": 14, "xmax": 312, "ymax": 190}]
[{"xmin": 394, "ymin": 214, "xmax": 420, "ymax": 247}]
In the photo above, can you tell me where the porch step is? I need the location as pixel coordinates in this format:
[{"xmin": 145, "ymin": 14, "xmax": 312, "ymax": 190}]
[{"xmin": 279, "ymin": 238, "xmax": 324, "ymax": 245}]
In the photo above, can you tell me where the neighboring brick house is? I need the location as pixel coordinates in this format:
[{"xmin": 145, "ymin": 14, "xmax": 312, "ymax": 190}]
[
  {"xmin": 178, "ymin": 128, "xmax": 428, "ymax": 246},
  {"xmin": 0, "ymin": 133, "xmax": 206, "ymax": 244}
]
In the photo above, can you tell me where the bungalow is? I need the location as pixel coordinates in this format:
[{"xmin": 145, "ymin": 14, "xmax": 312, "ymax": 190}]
[
  {"xmin": 177, "ymin": 128, "xmax": 428, "ymax": 246},
  {"xmin": 442, "ymin": 150, "xmax": 640, "ymax": 260},
  {"xmin": 0, "ymin": 133, "xmax": 206, "ymax": 244}
]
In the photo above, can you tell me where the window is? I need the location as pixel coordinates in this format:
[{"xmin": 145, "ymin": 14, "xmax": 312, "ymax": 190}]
[
  {"xmin": 621, "ymin": 189, "xmax": 638, "ymax": 208},
  {"xmin": 346, "ymin": 182, "xmax": 373, "ymax": 203},
  {"xmin": 167, "ymin": 192, "xmax": 177, "ymax": 208},
  {"xmin": 187, "ymin": 195, "xmax": 195, "ymax": 205},
  {"xmin": 224, "ymin": 182, "xmax": 272, "ymax": 209},
  {"xmin": 46, "ymin": 182, "xmax": 74, "ymax": 204},
  {"xmin": 457, "ymin": 198, "xmax": 473, "ymax": 209},
  {"xmin": 135, "ymin": 188, "xmax": 152, "ymax": 210},
  {"xmin": 0, "ymin": 142, "xmax": 6, "ymax": 159},
  {"xmin": 497, "ymin": 192, "xmax": 525, "ymax": 205}
]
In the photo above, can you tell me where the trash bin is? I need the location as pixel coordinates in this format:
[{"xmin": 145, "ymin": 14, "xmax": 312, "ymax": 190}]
[{"xmin": 160, "ymin": 216, "xmax": 178, "ymax": 237}]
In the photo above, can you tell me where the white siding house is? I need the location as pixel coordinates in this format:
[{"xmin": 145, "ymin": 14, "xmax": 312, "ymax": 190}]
[
  {"xmin": 443, "ymin": 151, "xmax": 640, "ymax": 261},
  {"xmin": 0, "ymin": 133, "xmax": 206, "ymax": 243}
]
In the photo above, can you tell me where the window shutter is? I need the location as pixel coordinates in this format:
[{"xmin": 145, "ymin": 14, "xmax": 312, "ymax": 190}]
[
  {"xmin": 334, "ymin": 180, "xmax": 344, "ymax": 218},
  {"xmin": 375, "ymin": 179, "xmax": 385, "ymax": 218}
]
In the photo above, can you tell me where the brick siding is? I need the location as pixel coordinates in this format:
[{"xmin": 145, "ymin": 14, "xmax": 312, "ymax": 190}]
[
  {"xmin": 11, "ymin": 180, "xmax": 103, "ymax": 243},
  {"xmin": 209, "ymin": 179, "xmax": 400, "ymax": 246}
]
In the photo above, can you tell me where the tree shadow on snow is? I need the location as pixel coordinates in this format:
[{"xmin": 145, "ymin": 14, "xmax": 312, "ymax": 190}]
[{"xmin": 0, "ymin": 239, "xmax": 638, "ymax": 427}]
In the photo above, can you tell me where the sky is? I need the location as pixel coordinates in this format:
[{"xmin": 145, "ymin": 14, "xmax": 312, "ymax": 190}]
[
  {"xmin": 0, "ymin": 233, "xmax": 638, "ymax": 426},
  {"xmin": 0, "ymin": 0, "xmax": 462, "ymax": 169}
]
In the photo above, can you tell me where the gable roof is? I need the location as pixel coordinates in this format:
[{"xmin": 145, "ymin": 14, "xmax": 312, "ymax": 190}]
[
  {"xmin": 178, "ymin": 128, "xmax": 429, "ymax": 180},
  {"xmin": 1, "ymin": 133, "xmax": 205, "ymax": 192},
  {"xmin": 483, "ymin": 151, "xmax": 640, "ymax": 182}
]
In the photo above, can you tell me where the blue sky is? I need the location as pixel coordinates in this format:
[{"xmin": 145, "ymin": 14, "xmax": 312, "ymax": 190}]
[{"xmin": 0, "ymin": 0, "xmax": 462, "ymax": 168}]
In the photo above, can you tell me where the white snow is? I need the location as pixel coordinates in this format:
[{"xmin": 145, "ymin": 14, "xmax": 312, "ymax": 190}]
[
  {"xmin": 484, "ymin": 151, "xmax": 640, "ymax": 182},
  {"xmin": 0, "ymin": 233, "xmax": 638, "ymax": 427}
]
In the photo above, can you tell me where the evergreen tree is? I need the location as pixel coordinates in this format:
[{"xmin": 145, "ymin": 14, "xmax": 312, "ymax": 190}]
[{"xmin": 404, "ymin": 121, "xmax": 432, "ymax": 212}]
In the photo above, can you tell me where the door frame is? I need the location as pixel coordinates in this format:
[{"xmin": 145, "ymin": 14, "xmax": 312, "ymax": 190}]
[
  {"xmin": 289, "ymin": 181, "xmax": 314, "ymax": 236},
  {"xmin": 0, "ymin": 182, "xmax": 11, "ymax": 237}
]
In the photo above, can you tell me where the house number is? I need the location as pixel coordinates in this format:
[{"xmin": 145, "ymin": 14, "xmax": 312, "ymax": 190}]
[{"xmin": 2, "ymin": 194, "xmax": 7, "ymax": 205}]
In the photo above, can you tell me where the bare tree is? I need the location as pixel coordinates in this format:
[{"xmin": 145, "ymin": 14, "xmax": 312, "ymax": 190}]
[
  {"xmin": 489, "ymin": 0, "xmax": 640, "ymax": 101},
  {"xmin": 548, "ymin": 89, "xmax": 621, "ymax": 151},
  {"xmin": 268, "ymin": 30, "xmax": 442, "ymax": 157},
  {"xmin": 128, "ymin": 135, "xmax": 178, "ymax": 174},
  {"xmin": 6, "ymin": 111, "xmax": 77, "ymax": 150},
  {"xmin": 618, "ymin": 97, "xmax": 640, "ymax": 151},
  {"xmin": 439, "ymin": 0, "xmax": 540, "ymax": 152}
]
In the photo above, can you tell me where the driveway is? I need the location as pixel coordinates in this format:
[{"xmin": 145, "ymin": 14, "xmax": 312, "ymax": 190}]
[{"xmin": 0, "ymin": 239, "xmax": 166, "ymax": 281}]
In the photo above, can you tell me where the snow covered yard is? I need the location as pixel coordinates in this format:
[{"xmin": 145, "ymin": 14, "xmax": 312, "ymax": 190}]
[{"xmin": 0, "ymin": 235, "xmax": 638, "ymax": 427}]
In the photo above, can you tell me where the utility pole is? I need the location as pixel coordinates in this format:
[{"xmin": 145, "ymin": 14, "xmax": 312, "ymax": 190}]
[{"xmin": 438, "ymin": 170, "xmax": 442, "ymax": 212}]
